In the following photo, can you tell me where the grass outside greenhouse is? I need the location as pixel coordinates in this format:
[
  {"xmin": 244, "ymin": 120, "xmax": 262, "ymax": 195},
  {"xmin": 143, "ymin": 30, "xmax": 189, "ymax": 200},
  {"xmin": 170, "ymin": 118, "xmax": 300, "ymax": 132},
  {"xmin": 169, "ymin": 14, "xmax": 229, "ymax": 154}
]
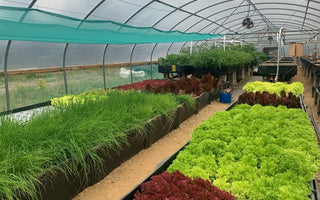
[{"xmin": 0, "ymin": 64, "xmax": 162, "ymax": 112}]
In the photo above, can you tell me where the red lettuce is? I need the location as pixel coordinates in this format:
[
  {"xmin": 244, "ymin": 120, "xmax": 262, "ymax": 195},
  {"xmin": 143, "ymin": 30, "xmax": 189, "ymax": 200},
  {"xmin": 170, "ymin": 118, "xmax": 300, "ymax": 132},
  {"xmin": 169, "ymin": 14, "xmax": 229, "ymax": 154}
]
[
  {"xmin": 149, "ymin": 73, "xmax": 219, "ymax": 96},
  {"xmin": 117, "ymin": 79, "xmax": 170, "ymax": 91},
  {"xmin": 238, "ymin": 91, "xmax": 299, "ymax": 108},
  {"xmin": 134, "ymin": 171, "xmax": 235, "ymax": 200}
]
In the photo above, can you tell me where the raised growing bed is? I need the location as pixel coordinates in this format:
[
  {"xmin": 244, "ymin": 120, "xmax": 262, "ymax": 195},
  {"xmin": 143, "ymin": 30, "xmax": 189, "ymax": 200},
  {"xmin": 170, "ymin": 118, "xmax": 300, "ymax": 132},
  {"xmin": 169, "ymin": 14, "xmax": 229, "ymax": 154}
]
[
  {"xmin": 35, "ymin": 129, "xmax": 147, "ymax": 200},
  {"xmin": 116, "ymin": 79, "xmax": 170, "ymax": 91},
  {"xmin": 158, "ymin": 65, "xmax": 195, "ymax": 76},
  {"xmin": 239, "ymin": 81, "xmax": 304, "ymax": 108},
  {"xmin": 121, "ymin": 97, "xmax": 320, "ymax": 200},
  {"xmin": 147, "ymin": 74, "xmax": 221, "ymax": 97},
  {"xmin": 311, "ymin": 86, "xmax": 320, "ymax": 115},
  {"xmin": 301, "ymin": 57, "xmax": 320, "ymax": 86},
  {"xmin": 238, "ymin": 91, "xmax": 300, "ymax": 108},
  {"xmin": 194, "ymin": 66, "xmax": 230, "ymax": 76},
  {"xmin": 257, "ymin": 62, "xmax": 297, "ymax": 82},
  {"xmin": 242, "ymin": 81, "xmax": 304, "ymax": 97},
  {"xmin": 157, "ymin": 53, "xmax": 194, "ymax": 77}
]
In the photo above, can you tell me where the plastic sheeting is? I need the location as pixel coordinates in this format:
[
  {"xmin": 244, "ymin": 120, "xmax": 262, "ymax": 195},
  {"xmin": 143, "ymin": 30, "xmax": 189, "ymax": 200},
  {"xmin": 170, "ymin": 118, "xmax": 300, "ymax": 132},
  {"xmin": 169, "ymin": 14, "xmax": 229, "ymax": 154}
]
[{"xmin": 7, "ymin": 41, "xmax": 65, "ymax": 70}]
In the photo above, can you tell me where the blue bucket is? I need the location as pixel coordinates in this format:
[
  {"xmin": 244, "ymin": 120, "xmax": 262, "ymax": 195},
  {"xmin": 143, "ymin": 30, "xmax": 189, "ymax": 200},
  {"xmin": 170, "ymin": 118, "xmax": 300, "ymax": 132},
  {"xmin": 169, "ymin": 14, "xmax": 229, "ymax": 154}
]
[{"xmin": 219, "ymin": 91, "xmax": 232, "ymax": 103}]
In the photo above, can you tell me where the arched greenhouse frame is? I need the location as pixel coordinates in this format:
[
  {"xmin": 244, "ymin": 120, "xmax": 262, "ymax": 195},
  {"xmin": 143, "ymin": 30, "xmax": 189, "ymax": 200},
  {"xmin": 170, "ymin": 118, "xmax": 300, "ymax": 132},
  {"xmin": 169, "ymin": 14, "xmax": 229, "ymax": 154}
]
[{"xmin": 1, "ymin": 1, "xmax": 320, "ymax": 200}]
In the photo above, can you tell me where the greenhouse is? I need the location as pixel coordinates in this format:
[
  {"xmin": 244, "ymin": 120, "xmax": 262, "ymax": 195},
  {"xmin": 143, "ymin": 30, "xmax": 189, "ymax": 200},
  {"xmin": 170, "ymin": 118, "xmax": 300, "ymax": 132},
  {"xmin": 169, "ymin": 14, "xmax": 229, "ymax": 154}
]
[{"xmin": 0, "ymin": 0, "xmax": 320, "ymax": 200}]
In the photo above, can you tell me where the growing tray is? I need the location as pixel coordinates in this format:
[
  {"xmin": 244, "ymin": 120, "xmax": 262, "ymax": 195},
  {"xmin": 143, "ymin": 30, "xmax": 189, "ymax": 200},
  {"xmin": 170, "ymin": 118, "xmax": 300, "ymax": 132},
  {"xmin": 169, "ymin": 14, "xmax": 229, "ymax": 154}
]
[
  {"xmin": 158, "ymin": 65, "xmax": 195, "ymax": 75},
  {"xmin": 194, "ymin": 66, "xmax": 233, "ymax": 76},
  {"xmin": 121, "ymin": 98, "xmax": 320, "ymax": 200},
  {"xmin": 257, "ymin": 62, "xmax": 297, "ymax": 81}
]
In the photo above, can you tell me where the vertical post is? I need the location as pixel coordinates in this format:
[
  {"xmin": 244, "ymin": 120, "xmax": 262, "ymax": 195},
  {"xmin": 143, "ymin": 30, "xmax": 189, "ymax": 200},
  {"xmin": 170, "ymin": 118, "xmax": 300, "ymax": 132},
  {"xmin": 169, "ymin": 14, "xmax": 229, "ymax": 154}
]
[
  {"xmin": 4, "ymin": 40, "xmax": 11, "ymax": 110},
  {"xmin": 306, "ymin": 40, "xmax": 311, "ymax": 56},
  {"xmin": 190, "ymin": 41, "xmax": 193, "ymax": 54},
  {"xmin": 129, "ymin": 44, "xmax": 137, "ymax": 84},
  {"xmin": 223, "ymin": 35, "xmax": 226, "ymax": 51},
  {"xmin": 315, "ymin": 36, "xmax": 318, "ymax": 58},
  {"xmin": 275, "ymin": 27, "xmax": 283, "ymax": 82},
  {"xmin": 62, "ymin": 43, "xmax": 69, "ymax": 94},
  {"xmin": 102, "ymin": 44, "xmax": 109, "ymax": 90},
  {"xmin": 275, "ymin": 32, "xmax": 280, "ymax": 82},
  {"xmin": 150, "ymin": 43, "xmax": 158, "ymax": 80}
]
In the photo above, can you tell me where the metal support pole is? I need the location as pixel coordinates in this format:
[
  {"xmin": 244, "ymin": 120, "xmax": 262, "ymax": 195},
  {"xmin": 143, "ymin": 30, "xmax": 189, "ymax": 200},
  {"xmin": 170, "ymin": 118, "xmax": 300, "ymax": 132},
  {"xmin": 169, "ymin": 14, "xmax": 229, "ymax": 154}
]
[
  {"xmin": 129, "ymin": 44, "xmax": 137, "ymax": 84},
  {"xmin": 315, "ymin": 36, "xmax": 318, "ymax": 58},
  {"xmin": 62, "ymin": 43, "xmax": 69, "ymax": 94},
  {"xmin": 275, "ymin": 32, "xmax": 280, "ymax": 82},
  {"xmin": 102, "ymin": 44, "xmax": 109, "ymax": 90},
  {"xmin": 223, "ymin": 35, "xmax": 226, "ymax": 51},
  {"xmin": 166, "ymin": 43, "xmax": 174, "ymax": 56},
  {"xmin": 306, "ymin": 40, "xmax": 312, "ymax": 56},
  {"xmin": 275, "ymin": 27, "xmax": 284, "ymax": 82},
  {"xmin": 150, "ymin": 43, "xmax": 158, "ymax": 80},
  {"xmin": 4, "ymin": 40, "xmax": 11, "ymax": 110},
  {"xmin": 179, "ymin": 42, "xmax": 188, "ymax": 54},
  {"xmin": 190, "ymin": 41, "xmax": 193, "ymax": 54}
]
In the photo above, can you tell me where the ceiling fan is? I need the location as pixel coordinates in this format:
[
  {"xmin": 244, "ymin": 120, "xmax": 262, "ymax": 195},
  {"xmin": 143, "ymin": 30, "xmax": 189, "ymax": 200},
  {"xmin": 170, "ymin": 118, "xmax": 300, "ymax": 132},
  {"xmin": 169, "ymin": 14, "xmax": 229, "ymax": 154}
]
[
  {"xmin": 242, "ymin": 17, "xmax": 254, "ymax": 29},
  {"xmin": 242, "ymin": 4, "xmax": 254, "ymax": 29}
]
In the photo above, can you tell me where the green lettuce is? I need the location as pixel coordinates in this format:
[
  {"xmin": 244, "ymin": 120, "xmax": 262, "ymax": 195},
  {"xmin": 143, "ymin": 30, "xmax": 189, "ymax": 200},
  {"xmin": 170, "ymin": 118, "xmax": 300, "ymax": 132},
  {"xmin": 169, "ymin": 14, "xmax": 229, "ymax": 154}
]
[{"xmin": 168, "ymin": 104, "xmax": 320, "ymax": 200}]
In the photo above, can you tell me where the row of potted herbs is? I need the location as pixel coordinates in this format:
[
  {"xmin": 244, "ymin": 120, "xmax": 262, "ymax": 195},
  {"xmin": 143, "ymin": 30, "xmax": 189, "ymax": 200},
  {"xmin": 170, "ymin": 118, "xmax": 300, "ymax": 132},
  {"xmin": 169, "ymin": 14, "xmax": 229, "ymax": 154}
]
[{"xmin": 158, "ymin": 44, "xmax": 267, "ymax": 76}]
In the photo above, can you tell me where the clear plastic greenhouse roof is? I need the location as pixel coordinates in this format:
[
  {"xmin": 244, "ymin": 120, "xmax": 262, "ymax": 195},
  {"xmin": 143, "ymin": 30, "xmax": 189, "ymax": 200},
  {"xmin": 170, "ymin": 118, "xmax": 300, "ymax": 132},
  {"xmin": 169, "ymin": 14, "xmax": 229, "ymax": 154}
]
[
  {"xmin": 0, "ymin": 0, "xmax": 320, "ymax": 71},
  {"xmin": 0, "ymin": 0, "xmax": 320, "ymax": 111},
  {"xmin": 0, "ymin": 0, "xmax": 319, "ymax": 44}
]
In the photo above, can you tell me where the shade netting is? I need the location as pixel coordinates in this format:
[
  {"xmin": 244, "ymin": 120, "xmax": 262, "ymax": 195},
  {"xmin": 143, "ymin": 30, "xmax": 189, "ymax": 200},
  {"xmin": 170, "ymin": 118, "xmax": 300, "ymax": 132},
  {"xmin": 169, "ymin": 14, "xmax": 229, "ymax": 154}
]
[{"xmin": 0, "ymin": 6, "xmax": 222, "ymax": 44}]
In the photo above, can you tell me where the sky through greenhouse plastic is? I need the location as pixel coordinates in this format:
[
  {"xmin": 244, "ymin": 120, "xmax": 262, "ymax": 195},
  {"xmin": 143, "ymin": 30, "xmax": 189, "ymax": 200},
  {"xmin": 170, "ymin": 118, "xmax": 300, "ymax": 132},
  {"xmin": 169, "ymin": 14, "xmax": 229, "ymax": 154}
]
[{"xmin": 0, "ymin": 6, "xmax": 223, "ymax": 44}]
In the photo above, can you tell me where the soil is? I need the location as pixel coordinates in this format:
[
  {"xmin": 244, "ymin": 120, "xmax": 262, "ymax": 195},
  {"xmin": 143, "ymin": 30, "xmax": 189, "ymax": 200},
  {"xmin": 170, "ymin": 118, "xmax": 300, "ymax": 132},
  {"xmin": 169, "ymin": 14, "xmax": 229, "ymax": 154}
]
[{"xmin": 73, "ymin": 65, "xmax": 320, "ymax": 200}]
